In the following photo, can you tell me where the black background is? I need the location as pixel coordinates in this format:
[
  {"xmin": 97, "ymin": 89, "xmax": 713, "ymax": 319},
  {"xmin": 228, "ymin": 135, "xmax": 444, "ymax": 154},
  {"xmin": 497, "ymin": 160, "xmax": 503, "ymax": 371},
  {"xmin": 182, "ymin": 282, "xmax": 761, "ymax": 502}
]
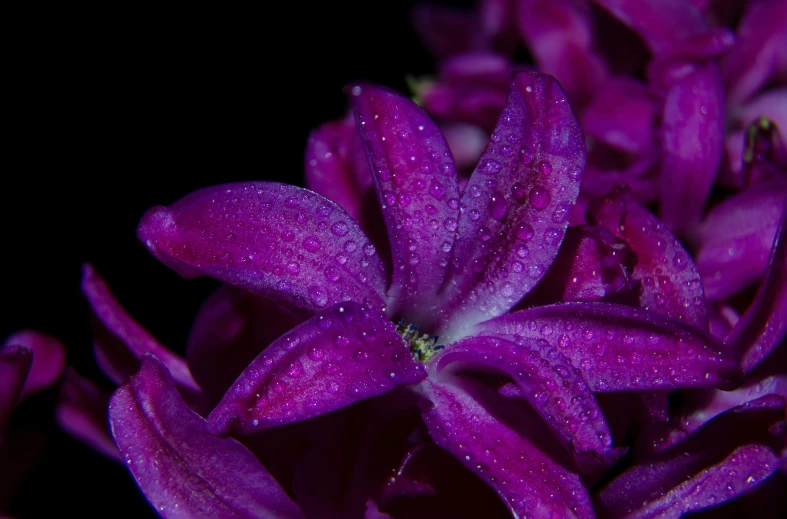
[{"xmin": 3, "ymin": 1, "xmax": 461, "ymax": 516}]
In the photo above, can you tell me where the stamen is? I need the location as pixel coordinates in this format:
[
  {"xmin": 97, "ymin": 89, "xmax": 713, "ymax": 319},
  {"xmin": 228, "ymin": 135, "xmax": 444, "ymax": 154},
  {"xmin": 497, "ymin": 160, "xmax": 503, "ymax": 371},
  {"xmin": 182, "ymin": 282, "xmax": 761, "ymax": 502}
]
[{"xmin": 396, "ymin": 319, "xmax": 441, "ymax": 363}]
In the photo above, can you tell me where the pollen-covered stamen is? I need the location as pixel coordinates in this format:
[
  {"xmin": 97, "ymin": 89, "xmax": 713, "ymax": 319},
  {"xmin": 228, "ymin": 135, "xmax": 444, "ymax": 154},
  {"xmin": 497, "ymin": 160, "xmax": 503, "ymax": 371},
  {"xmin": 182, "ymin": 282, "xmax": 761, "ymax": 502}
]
[
  {"xmin": 396, "ymin": 319, "xmax": 442, "ymax": 363},
  {"xmin": 743, "ymin": 116, "xmax": 778, "ymax": 167}
]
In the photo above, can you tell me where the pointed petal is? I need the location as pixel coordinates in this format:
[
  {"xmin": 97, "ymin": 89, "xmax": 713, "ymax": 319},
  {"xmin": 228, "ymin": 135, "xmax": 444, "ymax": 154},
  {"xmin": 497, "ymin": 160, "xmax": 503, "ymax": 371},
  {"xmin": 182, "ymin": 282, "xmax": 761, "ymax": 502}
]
[
  {"xmin": 55, "ymin": 368, "xmax": 120, "ymax": 461},
  {"xmin": 658, "ymin": 62, "xmax": 725, "ymax": 234},
  {"xmin": 434, "ymin": 335, "xmax": 618, "ymax": 473},
  {"xmin": 82, "ymin": 264, "xmax": 201, "ymax": 395},
  {"xmin": 207, "ymin": 302, "xmax": 424, "ymax": 435},
  {"xmin": 441, "ymin": 71, "xmax": 586, "ymax": 338},
  {"xmin": 350, "ymin": 84, "xmax": 460, "ymax": 320},
  {"xmin": 726, "ymin": 208, "xmax": 787, "ymax": 372},
  {"xmin": 417, "ymin": 377, "xmax": 595, "ymax": 519},
  {"xmin": 186, "ymin": 284, "xmax": 306, "ymax": 405},
  {"xmin": 479, "ymin": 302, "xmax": 741, "ymax": 391},
  {"xmin": 109, "ymin": 355, "xmax": 303, "ymax": 519},
  {"xmin": 597, "ymin": 396, "xmax": 785, "ymax": 519},
  {"xmin": 697, "ymin": 179, "xmax": 787, "ymax": 300},
  {"xmin": 137, "ymin": 182, "xmax": 389, "ymax": 314},
  {"xmin": 2, "ymin": 330, "xmax": 65, "ymax": 399},
  {"xmin": 588, "ymin": 186, "xmax": 709, "ymax": 328},
  {"xmin": 0, "ymin": 345, "xmax": 31, "ymax": 436}
]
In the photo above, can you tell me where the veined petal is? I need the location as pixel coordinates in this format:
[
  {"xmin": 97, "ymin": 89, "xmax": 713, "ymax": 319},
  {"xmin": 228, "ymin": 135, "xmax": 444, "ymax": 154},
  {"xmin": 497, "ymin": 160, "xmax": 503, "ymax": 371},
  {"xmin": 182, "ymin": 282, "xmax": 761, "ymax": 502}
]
[
  {"xmin": 109, "ymin": 355, "xmax": 303, "ymax": 519},
  {"xmin": 137, "ymin": 182, "xmax": 388, "ymax": 314},
  {"xmin": 82, "ymin": 264, "xmax": 201, "ymax": 396},
  {"xmin": 478, "ymin": 302, "xmax": 741, "ymax": 391},
  {"xmin": 350, "ymin": 84, "xmax": 460, "ymax": 321},
  {"xmin": 440, "ymin": 71, "xmax": 586, "ymax": 339},
  {"xmin": 417, "ymin": 377, "xmax": 595, "ymax": 519},
  {"xmin": 0, "ymin": 345, "xmax": 31, "ymax": 437},
  {"xmin": 588, "ymin": 186, "xmax": 709, "ymax": 328},
  {"xmin": 726, "ymin": 208, "xmax": 787, "ymax": 372},
  {"xmin": 659, "ymin": 62, "xmax": 725, "ymax": 234},
  {"xmin": 697, "ymin": 179, "xmax": 787, "ymax": 300},
  {"xmin": 2, "ymin": 330, "xmax": 65, "ymax": 400},
  {"xmin": 434, "ymin": 335, "xmax": 620, "ymax": 473},
  {"xmin": 207, "ymin": 302, "xmax": 424, "ymax": 436}
]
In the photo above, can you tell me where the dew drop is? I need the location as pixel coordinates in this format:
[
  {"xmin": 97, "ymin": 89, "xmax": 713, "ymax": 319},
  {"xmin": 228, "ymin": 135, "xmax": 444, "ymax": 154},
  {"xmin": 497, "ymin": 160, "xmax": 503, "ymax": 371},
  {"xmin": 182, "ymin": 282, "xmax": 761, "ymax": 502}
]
[
  {"xmin": 308, "ymin": 286, "xmax": 329, "ymax": 307},
  {"xmin": 481, "ymin": 159, "xmax": 502, "ymax": 174},
  {"xmin": 331, "ymin": 221, "xmax": 349, "ymax": 237},
  {"xmin": 303, "ymin": 236, "xmax": 321, "ymax": 253},
  {"xmin": 529, "ymin": 187, "xmax": 551, "ymax": 210}
]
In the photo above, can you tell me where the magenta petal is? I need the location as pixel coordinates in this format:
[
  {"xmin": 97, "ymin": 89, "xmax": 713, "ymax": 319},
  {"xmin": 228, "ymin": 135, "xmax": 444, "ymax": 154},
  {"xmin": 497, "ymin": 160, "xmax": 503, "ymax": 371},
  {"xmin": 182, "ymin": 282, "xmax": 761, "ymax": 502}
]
[
  {"xmin": 207, "ymin": 302, "xmax": 424, "ymax": 435},
  {"xmin": 418, "ymin": 377, "xmax": 595, "ymax": 518},
  {"xmin": 479, "ymin": 302, "xmax": 741, "ymax": 391},
  {"xmin": 82, "ymin": 265, "xmax": 200, "ymax": 394},
  {"xmin": 350, "ymin": 84, "xmax": 460, "ymax": 320},
  {"xmin": 435, "ymin": 335, "xmax": 618, "ymax": 473},
  {"xmin": 588, "ymin": 186, "xmax": 708, "ymax": 328},
  {"xmin": 658, "ymin": 62, "xmax": 725, "ymax": 234},
  {"xmin": 55, "ymin": 368, "xmax": 120, "ymax": 461},
  {"xmin": 0, "ymin": 345, "xmax": 31, "ymax": 437},
  {"xmin": 109, "ymin": 355, "xmax": 302, "ymax": 519},
  {"xmin": 726, "ymin": 208, "xmax": 787, "ymax": 372},
  {"xmin": 596, "ymin": 396, "xmax": 785, "ymax": 518},
  {"xmin": 137, "ymin": 182, "xmax": 388, "ymax": 314},
  {"xmin": 441, "ymin": 71, "xmax": 586, "ymax": 337},
  {"xmin": 410, "ymin": 3, "xmax": 483, "ymax": 60},
  {"xmin": 2, "ymin": 329, "xmax": 65, "ymax": 400},
  {"xmin": 697, "ymin": 179, "xmax": 787, "ymax": 300}
]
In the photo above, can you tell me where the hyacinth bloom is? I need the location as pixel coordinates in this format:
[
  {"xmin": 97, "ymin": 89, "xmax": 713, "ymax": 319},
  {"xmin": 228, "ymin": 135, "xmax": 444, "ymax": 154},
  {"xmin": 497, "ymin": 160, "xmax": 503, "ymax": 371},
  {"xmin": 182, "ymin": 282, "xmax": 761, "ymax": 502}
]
[{"xmin": 73, "ymin": 69, "xmax": 786, "ymax": 519}]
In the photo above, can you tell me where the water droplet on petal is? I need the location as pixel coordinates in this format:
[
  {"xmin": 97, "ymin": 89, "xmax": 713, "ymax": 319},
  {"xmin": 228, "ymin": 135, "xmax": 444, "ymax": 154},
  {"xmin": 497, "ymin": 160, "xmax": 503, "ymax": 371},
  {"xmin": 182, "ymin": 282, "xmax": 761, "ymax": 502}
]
[{"xmin": 529, "ymin": 187, "xmax": 551, "ymax": 210}]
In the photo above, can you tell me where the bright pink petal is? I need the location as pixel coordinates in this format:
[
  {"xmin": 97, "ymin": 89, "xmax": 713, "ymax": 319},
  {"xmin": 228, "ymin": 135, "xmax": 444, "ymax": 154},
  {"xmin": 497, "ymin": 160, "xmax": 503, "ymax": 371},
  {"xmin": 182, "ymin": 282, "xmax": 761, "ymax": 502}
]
[
  {"xmin": 697, "ymin": 179, "xmax": 787, "ymax": 300},
  {"xmin": 434, "ymin": 335, "xmax": 621, "ymax": 473},
  {"xmin": 55, "ymin": 368, "xmax": 120, "ymax": 461},
  {"xmin": 186, "ymin": 284, "xmax": 306, "ymax": 405},
  {"xmin": 588, "ymin": 186, "xmax": 709, "ymax": 328},
  {"xmin": 659, "ymin": 62, "xmax": 725, "ymax": 234},
  {"xmin": 82, "ymin": 264, "xmax": 201, "ymax": 395},
  {"xmin": 109, "ymin": 355, "xmax": 303, "ymax": 519},
  {"xmin": 726, "ymin": 208, "xmax": 787, "ymax": 372},
  {"xmin": 137, "ymin": 182, "xmax": 389, "ymax": 314},
  {"xmin": 440, "ymin": 71, "xmax": 586, "ymax": 339},
  {"xmin": 207, "ymin": 302, "xmax": 424, "ymax": 435},
  {"xmin": 0, "ymin": 345, "xmax": 31, "ymax": 438},
  {"xmin": 478, "ymin": 302, "xmax": 741, "ymax": 391},
  {"xmin": 2, "ymin": 330, "xmax": 65, "ymax": 400},
  {"xmin": 418, "ymin": 377, "xmax": 595, "ymax": 519},
  {"xmin": 350, "ymin": 83, "xmax": 461, "ymax": 321}
]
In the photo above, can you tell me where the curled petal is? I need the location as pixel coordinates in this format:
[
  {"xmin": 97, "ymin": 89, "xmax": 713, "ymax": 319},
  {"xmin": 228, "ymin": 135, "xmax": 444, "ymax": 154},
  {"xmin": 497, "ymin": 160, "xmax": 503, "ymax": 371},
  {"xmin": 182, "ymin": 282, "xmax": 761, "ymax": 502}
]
[
  {"xmin": 417, "ymin": 377, "xmax": 595, "ymax": 519},
  {"xmin": 659, "ymin": 62, "xmax": 725, "ymax": 234},
  {"xmin": 350, "ymin": 84, "xmax": 460, "ymax": 320},
  {"xmin": 697, "ymin": 179, "xmax": 787, "ymax": 300},
  {"xmin": 207, "ymin": 302, "xmax": 425, "ymax": 435},
  {"xmin": 441, "ymin": 71, "xmax": 586, "ymax": 338},
  {"xmin": 726, "ymin": 208, "xmax": 787, "ymax": 372},
  {"xmin": 478, "ymin": 302, "xmax": 741, "ymax": 391},
  {"xmin": 109, "ymin": 355, "xmax": 303, "ymax": 519},
  {"xmin": 137, "ymin": 182, "xmax": 388, "ymax": 314},
  {"xmin": 2, "ymin": 330, "xmax": 65, "ymax": 400},
  {"xmin": 596, "ymin": 396, "xmax": 785, "ymax": 519},
  {"xmin": 0, "ymin": 345, "xmax": 31, "ymax": 436},
  {"xmin": 588, "ymin": 186, "xmax": 708, "ymax": 328},
  {"xmin": 82, "ymin": 264, "xmax": 200, "ymax": 396},
  {"xmin": 435, "ymin": 335, "xmax": 620, "ymax": 473}
]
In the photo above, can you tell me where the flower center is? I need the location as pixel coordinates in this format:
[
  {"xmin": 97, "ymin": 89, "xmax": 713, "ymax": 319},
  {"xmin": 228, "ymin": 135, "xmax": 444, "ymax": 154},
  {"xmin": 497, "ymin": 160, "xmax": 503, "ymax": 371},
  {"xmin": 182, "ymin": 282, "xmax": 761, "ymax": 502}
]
[{"xmin": 396, "ymin": 319, "xmax": 442, "ymax": 363}]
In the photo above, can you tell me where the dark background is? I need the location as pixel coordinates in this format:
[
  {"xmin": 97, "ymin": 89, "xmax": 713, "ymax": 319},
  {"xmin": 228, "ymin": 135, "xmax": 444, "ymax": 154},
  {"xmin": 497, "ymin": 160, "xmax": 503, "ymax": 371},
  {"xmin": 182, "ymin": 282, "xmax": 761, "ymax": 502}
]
[{"xmin": 3, "ymin": 1, "xmax": 463, "ymax": 516}]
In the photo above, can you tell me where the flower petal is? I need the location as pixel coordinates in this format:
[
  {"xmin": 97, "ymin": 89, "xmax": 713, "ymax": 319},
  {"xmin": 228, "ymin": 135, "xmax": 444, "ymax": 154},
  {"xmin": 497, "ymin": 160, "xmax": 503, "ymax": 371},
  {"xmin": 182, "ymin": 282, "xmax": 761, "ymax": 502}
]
[
  {"xmin": 434, "ymin": 335, "xmax": 620, "ymax": 473},
  {"xmin": 0, "ymin": 345, "xmax": 31, "ymax": 437},
  {"xmin": 587, "ymin": 186, "xmax": 709, "ymax": 328},
  {"xmin": 82, "ymin": 264, "xmax": 201, "ymax": 396},
  {"xmin": 440, "ymin": 71, "xmax": 586, "ymax": 339},
  {"xmin": 55, "ymin": 368, "xmax": 120, "ymax": 461},
  {"xmin": 137, "ymin": 182, "xmax": 388, "ymax": 314},
  {"xmin": 2, "ymin": 329, "xmax": 65, "ymax": 400},
  {"xmin": 207, "ymin": 302, "xmax": 424, "ymax": 435},
  {"xmin": 596, "ymin": 396, "xmax": 785, "ymax": 519},
  {"xmin": 186, "ymin": 284, "xmax": 306, "ymax": 405},
  {"xmin": 410, "ymin": 3, "xmax": 484, "ymax": 60},
  {"xmin": 478, "ymin": 302, "xmax": 741, "ymax": 391},
  {"xmin": 417, "ymin": 377, "xmax": 595, "ymax": 519},
  {"xmin": 726, "ymin": 207, "xmax": 787, "ymax": 372},
  {"xmin": 109, "ymin": 354, "xmax": 303, "ymax": 519},
  {"xmin": 350, "ymin": 83, "xmax": 461, "ymax": 320},
  {"xmin": 658, "ymin": 62, "xmax": 725, "ymax": 234},
  {"xmin": 696, "ymin": 179, "xmax": 787, "ymax": 300}
]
